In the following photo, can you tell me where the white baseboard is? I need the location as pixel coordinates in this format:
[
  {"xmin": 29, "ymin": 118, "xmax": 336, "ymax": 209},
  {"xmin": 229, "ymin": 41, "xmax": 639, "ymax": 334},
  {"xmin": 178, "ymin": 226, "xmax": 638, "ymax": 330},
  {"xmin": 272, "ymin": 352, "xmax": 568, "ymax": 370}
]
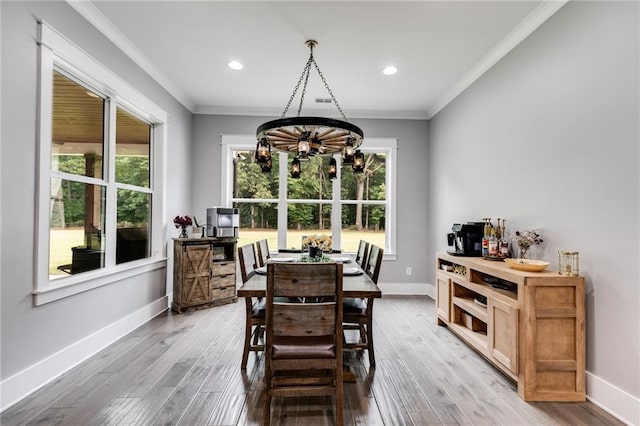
[
  {"xmin": 586, "ymin": 371, "xmax": 640, "ymax": 425},
  {"xmin": 378, "ymin": 282, "xmax": 435, "ymax": 298},
  {"xmin": 0, "ymin": 296, "xmax": 169, "ymax": 413}
]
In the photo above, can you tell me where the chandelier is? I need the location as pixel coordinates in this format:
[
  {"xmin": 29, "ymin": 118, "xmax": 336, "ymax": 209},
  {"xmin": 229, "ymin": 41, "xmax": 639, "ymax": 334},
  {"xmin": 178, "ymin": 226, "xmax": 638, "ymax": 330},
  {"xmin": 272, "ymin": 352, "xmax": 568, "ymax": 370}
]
[{"xmin": 255, "ymin": 40, "xmax": 365, "ymax": 177}]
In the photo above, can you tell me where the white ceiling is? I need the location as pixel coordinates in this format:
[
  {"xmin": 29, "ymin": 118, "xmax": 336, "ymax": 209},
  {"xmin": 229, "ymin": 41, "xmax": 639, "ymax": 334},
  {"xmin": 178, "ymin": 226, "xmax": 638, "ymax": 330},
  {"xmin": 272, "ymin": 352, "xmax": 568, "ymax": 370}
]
[{"xmin": 71, "ymin": 1, "xmax": 566, "ymax": 119}]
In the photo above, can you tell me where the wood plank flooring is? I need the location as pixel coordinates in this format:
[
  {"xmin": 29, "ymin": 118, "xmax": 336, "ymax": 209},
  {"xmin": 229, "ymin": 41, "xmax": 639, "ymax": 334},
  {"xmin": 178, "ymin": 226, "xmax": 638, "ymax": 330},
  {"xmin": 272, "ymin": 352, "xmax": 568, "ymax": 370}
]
[{"xmin": 1, "ymin": 296, "xmax": 623, "ymax": 425}]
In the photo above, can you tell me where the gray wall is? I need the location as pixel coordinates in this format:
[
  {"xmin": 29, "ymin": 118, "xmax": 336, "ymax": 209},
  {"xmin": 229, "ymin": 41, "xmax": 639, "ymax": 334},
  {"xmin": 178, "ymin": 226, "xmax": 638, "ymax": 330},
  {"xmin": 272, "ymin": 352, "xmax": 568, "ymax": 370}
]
[
  {"xmin": 428, "ymin": 1, "xmax": 639, "ymax": 399},
  {"xmin": 1, "ymin": 1, "xmax": 192, "ymax": 380},
  {"xmin": 191, "ymin": 114, "xmax": 430, "ymax": 286}
]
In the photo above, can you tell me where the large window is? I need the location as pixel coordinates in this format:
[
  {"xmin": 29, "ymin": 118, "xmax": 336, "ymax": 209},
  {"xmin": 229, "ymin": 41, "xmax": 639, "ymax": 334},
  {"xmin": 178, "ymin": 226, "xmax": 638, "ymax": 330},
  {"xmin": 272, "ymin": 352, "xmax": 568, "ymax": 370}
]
[
  {"xmin": 222, "ymin": 135, "xmax": 396, "ymax": 257},
  {"xmin": 36, "ymin": 22, "xmax": 167, "ymax": 304}
]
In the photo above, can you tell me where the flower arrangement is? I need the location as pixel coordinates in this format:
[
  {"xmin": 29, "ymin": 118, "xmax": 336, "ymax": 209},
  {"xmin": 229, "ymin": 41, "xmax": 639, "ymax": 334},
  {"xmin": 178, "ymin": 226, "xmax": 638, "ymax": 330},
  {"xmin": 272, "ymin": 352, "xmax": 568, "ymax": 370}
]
[
  {"xmin": 302, "ymin": 234, "xmax": 332, "ymax": 251},
  {"xmin": 174, "ymin": 215, "xmax": 193, "ymax": 238},
  {"xmin": 511, "ymin": 229, "xmax": 543, "ymax": 258}
]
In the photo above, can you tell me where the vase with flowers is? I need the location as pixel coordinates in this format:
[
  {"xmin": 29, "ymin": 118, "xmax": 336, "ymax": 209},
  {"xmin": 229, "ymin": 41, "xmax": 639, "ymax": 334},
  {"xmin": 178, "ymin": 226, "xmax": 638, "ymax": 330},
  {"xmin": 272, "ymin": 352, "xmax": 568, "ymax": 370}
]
[
  {"xmin": 302, "ymin": 234, "xmax": 332, "ymax": 259},
  {"xmin": 511, "ymin": 228, "xmax": 543, "ymax": 259},
  {"xmin": 174, "ymin": 215, "xmax": 193, "ymax": 238}
]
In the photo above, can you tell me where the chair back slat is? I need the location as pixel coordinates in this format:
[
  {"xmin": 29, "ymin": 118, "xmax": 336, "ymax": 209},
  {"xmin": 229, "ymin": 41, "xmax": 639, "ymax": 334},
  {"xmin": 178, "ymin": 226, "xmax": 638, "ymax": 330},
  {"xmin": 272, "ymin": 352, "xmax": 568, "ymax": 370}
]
[
  {"xmin": 270, "ymin": 263, "xmax": 342, "ymax": 298},
  {"xmin": 365, "ymin": 245, "xmax": 384, "ymax": 284},
  {"xmin": 238, "ymin": 243, "xmax": 258, "ymax": 283},
  {"xmin": 256, "ymin": 239, "xmax": 271, "ymax": 267},
  {"xmin": 273, "ymin": 303, "xmax": 336, "ymax": 336},
  {"xmin": 355, "ymin": 240, "xmax": 369, "ymax": 269}
]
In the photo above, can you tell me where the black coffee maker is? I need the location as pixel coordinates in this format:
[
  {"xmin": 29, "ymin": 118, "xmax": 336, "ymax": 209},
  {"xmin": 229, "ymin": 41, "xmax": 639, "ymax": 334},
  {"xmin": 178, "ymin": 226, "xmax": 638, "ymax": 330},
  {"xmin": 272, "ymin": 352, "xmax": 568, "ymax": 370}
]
[{"xmin": 447, "ymin": 222, "xmax": 484, "ymax": 256}]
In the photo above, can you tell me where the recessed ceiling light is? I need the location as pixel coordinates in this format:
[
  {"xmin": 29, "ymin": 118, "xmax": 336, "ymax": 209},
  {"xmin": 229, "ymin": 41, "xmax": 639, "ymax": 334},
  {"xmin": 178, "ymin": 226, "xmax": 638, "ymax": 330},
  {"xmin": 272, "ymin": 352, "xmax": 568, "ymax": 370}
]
[
  {"xmin": 383, "ymin": 66, "xmax": 397, "ymax": 75},
  {"xmin": 228, "ymin": 60, "xmax": 243, "ymax": 70}
]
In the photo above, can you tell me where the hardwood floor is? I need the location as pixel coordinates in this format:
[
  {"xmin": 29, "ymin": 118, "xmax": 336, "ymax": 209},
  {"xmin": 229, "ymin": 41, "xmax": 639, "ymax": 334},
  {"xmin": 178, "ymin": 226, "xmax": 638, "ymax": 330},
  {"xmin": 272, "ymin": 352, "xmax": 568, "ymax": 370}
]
[{"xmin": 1, "ymin": 296, "xmax": 622, "ymax": 425}]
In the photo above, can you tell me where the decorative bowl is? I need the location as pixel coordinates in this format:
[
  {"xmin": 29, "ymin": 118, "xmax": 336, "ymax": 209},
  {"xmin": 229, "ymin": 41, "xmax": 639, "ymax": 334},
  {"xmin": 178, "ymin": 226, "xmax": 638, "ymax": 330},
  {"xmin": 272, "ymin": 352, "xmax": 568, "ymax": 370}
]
[{"xmin": 504, "ymin": 258, "xmax": 550, "ymax": 272}]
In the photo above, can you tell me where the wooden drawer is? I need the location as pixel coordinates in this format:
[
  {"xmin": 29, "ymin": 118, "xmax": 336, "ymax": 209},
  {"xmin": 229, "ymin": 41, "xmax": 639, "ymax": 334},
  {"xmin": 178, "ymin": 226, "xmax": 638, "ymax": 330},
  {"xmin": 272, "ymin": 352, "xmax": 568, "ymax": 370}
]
[
  {"xmin": 212, "ymin": 261, "xmax": 235, "ymax": 276},
  {"xmin": 212, "ymin": 273, "xmax": 235, "ymax": 290},
  {"xmin": 211, "ymin": 285, "xmax": 235, "ymax": 300}
]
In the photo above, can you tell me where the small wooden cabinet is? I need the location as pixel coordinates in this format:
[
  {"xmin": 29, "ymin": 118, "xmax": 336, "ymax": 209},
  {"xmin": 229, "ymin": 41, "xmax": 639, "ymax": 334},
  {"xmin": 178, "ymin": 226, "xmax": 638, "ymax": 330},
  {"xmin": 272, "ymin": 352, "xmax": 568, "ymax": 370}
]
[
  {"xmin": 172, "ymin": 238, "xmax": 237, "ymax": 313},
  {"xmin": 436, "ymin": 252, "xmax": 585, "ymax": 401}
]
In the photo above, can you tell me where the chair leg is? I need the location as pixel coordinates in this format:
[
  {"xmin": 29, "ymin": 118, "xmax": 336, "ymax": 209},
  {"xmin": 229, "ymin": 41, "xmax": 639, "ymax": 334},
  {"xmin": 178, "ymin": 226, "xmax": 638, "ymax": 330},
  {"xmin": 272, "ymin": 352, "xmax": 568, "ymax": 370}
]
[
  {"xmin": 252, "ymin": 324, "xmax": 260, "ymax": 345},
  {"xmin": 358, "ymin": 323, "xmax": 366, "ymax": 343},
  {"xmin": 241, "ymin": 298, "xmax": 253, "ymax": 369},
  {"xmin": 336, "ymin": 355, "xmax": 344, "ymax": 425},
  {"xmin": 263, "ymin": 388, "xmax": 272, "ymax": 425}
]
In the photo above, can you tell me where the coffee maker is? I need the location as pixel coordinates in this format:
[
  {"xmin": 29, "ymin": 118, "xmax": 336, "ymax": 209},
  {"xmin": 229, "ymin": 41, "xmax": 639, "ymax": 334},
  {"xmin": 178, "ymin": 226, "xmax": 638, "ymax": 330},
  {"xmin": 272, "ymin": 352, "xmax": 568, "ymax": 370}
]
[{"xmin": 447, "ymin": 222, "xmax": 484, "ymax": 256}]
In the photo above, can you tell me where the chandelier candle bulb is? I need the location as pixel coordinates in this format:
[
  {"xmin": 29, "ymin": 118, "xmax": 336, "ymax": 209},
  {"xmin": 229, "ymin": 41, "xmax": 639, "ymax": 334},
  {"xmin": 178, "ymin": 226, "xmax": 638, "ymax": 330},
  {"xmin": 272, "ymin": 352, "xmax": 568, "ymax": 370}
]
[{"xmin": 558, "ymin": 251, "xmax": 579, "ymax": 276}]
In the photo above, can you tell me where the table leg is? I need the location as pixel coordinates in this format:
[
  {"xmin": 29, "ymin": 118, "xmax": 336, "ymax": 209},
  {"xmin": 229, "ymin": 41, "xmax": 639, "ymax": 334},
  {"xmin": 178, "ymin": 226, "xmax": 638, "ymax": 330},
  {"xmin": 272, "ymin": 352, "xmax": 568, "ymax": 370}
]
[{"xmin": 367, "ymin": 298, "xmax": 375, "ymax": 368}]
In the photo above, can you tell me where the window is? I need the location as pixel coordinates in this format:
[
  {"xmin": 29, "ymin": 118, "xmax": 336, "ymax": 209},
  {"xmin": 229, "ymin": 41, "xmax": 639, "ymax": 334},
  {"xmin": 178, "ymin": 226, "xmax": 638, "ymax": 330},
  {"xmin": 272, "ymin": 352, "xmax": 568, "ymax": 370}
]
[
  {"xmin": 35, "ymin": 21, "xmax": 167, "ymax": 305},
  {"xmin": 221, "ymin": 135, "xmax": 397, "ymax": 258}
]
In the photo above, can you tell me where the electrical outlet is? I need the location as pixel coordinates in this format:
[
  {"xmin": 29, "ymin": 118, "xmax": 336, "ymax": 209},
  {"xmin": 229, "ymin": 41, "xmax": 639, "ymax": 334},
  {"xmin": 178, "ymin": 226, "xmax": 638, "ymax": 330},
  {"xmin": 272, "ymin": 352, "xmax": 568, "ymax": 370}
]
[{"xmin": 406, "ymin": 267, "xmax": 412, "ymax": 276}]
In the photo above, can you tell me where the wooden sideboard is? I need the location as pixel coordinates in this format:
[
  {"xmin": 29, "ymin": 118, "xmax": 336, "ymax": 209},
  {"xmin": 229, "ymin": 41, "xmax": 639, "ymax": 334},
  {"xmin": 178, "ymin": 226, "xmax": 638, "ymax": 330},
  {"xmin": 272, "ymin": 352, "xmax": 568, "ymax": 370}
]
[
  {"xmin": 435, "ymin": 252, "xmax": 585, "ymax": 401},
  {"xmin": 172, "ymin": 238, "xmax": 237, "ymax": 313}
]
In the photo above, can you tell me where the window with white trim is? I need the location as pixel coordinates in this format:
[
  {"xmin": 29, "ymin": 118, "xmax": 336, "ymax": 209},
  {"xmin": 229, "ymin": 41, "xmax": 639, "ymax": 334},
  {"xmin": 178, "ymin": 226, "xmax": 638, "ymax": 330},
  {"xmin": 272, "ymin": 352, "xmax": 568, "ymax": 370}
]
[
  {"xmin": 221, "ymin": 135, "xmax": 397, "ymax": 257},
  {"xmin": 35, "ymin": 21, "xmax": 167, "ymax": 305}
]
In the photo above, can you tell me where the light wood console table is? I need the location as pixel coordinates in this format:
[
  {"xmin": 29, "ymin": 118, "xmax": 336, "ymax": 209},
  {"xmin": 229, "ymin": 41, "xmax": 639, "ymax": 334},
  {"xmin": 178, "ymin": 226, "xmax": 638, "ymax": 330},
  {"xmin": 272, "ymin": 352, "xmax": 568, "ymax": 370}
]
[{"xmin": 436, "ymin": 252, "xmax": 585, "ymax": 401}]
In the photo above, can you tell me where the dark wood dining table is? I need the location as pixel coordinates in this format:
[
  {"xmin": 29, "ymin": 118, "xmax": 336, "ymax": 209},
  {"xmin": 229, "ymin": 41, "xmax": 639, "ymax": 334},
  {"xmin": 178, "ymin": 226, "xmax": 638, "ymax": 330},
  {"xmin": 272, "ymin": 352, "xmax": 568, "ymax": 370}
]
[{"xmin": 236, "ymin": 257, "xmax": 382, "ymax": 377}]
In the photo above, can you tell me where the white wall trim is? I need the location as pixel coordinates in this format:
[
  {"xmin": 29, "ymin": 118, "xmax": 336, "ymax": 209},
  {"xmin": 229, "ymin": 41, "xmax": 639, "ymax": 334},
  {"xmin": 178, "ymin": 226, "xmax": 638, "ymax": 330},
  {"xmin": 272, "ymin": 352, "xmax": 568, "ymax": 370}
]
[
  {"xmin": 378, "ymin": 282, "xmax": 433, "ymax": 297},
  {"xmin": 586, "ymin": 371, "xmax": 640, "ymax": 426},
  {"xmin": 425, "ymin": 0, "xmax": 568, "ymax": 119},
  {"xmin": 0, "ymin": 296, "xmax": 169, "ymax": 413}
]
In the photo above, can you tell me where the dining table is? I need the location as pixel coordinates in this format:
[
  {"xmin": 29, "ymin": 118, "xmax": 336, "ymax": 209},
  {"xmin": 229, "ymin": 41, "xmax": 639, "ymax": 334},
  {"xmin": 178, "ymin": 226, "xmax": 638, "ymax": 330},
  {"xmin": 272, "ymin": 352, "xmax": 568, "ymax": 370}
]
[{"xmin": 236, "ymin": 254, "xmax": 382, "ymax": 379}]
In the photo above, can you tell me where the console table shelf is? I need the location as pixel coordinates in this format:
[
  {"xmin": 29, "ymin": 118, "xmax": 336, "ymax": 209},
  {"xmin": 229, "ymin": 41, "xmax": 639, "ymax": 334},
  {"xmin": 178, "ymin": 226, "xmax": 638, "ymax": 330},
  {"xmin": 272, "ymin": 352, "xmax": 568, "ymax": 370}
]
[{"xmin": 436, "ymin": 252, "xmax": 585, "ymax": 401}]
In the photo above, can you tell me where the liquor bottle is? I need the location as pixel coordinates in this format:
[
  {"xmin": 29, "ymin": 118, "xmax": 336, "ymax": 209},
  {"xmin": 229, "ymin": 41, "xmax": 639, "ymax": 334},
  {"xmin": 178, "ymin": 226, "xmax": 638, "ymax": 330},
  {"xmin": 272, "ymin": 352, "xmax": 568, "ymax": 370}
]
[
  {"xmin": 500, "ymin": 219, "xmax": 509, "ymax": 257},
  {"xmin": 488, "ymin": 228, "xmax": 499, "ymax": 257},
  {"xmin": 481, "ymin": 218, "xmax": 490, "ymax": 257},
  {"xmin": 496, "ymin": 218, "xmax": 503, "ymax": 254}
]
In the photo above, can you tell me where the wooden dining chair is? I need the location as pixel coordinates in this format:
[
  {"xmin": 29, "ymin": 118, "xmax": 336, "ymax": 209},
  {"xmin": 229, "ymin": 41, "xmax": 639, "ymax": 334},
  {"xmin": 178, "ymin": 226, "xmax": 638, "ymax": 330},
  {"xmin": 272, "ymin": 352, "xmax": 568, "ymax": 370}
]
[
  {"xmin": 343, "ymin": 244, "xmax": 383, "ymax": 368},
  {"xmin": 255, "ymin": 238, "xmax": 271, "ymax": 267},
  {"xmin": 354, "ymin": 239, "xmax": 369, "ymax": 269},
  {"xmin": 263, "ymin": 262, "xmax": 343, "ymax": 426},
  {"xmin": 238, "ymin": 243, "xmax": 264, "ymax": 369}
]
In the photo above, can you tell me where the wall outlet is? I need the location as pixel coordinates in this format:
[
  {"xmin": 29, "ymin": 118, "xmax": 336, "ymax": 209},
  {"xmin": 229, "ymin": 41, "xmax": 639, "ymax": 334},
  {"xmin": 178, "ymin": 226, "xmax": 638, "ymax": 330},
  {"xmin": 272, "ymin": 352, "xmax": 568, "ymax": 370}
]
[{"xmin": 406, "ymin": 267, "xmax": 412, "ymax": 276}]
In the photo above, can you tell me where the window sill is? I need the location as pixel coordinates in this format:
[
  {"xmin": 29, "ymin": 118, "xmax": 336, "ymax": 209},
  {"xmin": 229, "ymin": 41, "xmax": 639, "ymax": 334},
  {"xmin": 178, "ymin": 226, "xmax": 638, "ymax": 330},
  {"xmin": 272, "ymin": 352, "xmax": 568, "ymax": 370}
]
[{"xmin": 33, "ymin": 257, "xmax": 167, "ymax": 306}]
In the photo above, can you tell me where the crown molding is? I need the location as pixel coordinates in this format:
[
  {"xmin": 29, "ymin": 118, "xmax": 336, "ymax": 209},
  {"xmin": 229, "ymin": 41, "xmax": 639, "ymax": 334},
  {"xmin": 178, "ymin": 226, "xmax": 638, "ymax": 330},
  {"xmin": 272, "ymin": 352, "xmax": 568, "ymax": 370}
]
[
  {"xmin": 66, "ymin": 0, "xmax": 195, "ymax": 111},
  {"xmin": 425, "ymin": 0, "xmax": 569, "ymax": 119},
  {"xmin": 194, "ymin": 105, "xmax": 428, "ymax": 120}
]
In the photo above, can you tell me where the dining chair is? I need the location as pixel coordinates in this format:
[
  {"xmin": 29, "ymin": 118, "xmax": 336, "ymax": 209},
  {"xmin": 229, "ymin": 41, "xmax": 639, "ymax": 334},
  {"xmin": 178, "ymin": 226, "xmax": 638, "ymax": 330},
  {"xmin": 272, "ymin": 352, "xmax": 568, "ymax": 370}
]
[
  {"xmin": 238, "ymin": 243, "xmax": 264, "ymax": 369},
  {"xmin": 343, "ymin": 244, "xmax": 383, "ymax": 368},
  {"xmin": 263, "ymin": 262, "xmax": 344, "ymax": 426},
  {"xmin": 354, "ymin": 239, "xmax": 369, "ymax": 269},
  {"xmin": 255, "ymin": 238, "xmax": 271, "ymax": 267}
]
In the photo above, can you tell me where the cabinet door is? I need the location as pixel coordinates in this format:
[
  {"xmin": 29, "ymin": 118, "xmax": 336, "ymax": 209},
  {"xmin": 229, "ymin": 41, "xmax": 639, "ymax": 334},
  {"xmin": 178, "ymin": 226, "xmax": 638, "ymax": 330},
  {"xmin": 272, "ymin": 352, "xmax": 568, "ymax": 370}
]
[
  {"xmin": 488, "ymin": 298, "xmax": 518, "ymax": 374},
  {"xmin": 436, "ymin": 272, "xmax": 451, "ymax": 322},
  {"xmin": 182, "ymin": 244, "xmax": 212, "ymax": 306}
]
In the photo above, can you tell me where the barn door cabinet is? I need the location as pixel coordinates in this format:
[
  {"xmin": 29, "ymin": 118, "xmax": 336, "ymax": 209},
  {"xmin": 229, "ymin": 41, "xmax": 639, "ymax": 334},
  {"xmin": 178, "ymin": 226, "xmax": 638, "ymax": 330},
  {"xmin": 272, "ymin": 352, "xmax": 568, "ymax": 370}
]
[
  {"xmin": 435, "ymin": 252, "xmax": 585, "ymax": 401},
  {"xmin": 172, "ymin": 238, "xmax": 237, "ymax": 313}
]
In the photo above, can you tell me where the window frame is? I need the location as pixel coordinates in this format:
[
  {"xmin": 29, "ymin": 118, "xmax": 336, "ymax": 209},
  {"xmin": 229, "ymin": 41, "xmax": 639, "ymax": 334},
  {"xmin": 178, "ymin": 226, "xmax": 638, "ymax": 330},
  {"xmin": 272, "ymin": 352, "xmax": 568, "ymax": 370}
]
[
  {"xmin": 221, "ymin": 134, "xmax": 397, "ymax": 259},
  {"xmin": 34, "ymin": 21, "xmax": 167, "ymax": 305}
]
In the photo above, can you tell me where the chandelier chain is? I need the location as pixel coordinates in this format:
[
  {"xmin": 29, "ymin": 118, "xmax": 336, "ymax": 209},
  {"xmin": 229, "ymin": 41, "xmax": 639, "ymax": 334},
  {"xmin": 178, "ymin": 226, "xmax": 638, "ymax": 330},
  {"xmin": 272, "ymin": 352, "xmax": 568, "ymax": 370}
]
[
  {"xmin": 280, "ymin": 42, "xmax": 348, "ymax": 122},
  {"xmin": 280, "ymin": 56, "xmax": 313, "ymax": 118},
  {"xmin": 312, "ymin": 60, "xmax": 347, "ymax": 121},
  {"xmin": 296, "ymin": 56, "xmax": 312, "ymax": 117}
]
